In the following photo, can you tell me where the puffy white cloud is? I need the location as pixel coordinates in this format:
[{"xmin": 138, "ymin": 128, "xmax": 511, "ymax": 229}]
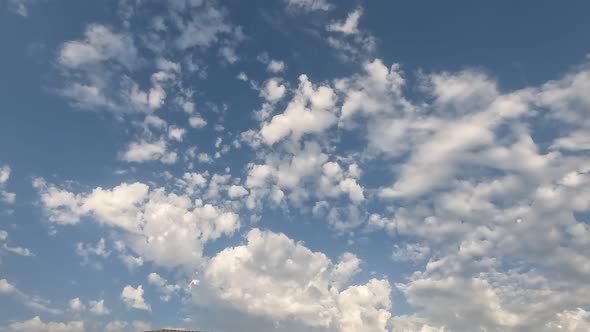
[
  {"xmin": 189, "ymin": 115, "xmax": 207, "ymax": 128},
  {"xmin": 5, "ymin": 316, "xmax": 84, "ymax": 332},
  {"xmin": 68, "ymin": 297, "xmax": 85, "ymax": 312},
  {"xmin": 260, "ymin": 75, "xmax": 337, "ymax": 144},
  {"xmin": 539, "ymin": 66, "xmax": 590, "ymax": 127},
  {"xmin": 168, "ymin": 126, "xmax": 187, "ymax": 142},
  {"xmin": 260, "ymin": 78, "xmax": 286, "ymax": 103},
  {"xmin": 121, "ymin": 140, "xmax": 175, "ymax": 164},
  {"xmin": 399, "ymin": 276, "xmax": 521, "ymax": 331},
  {"xmin": 204, "ymin": 228, "xmax": 391, "ymax": 332},
  {"xmin": 34, "ymin": 180, "xmax": 240, "ymax": 270},
  {"xmin": 0, "ymin": 279, "xmax": 16, "ymax": 294},
  {"xmin": 69, "ymin": 297, "xmax": 109, "ymax": 317},
  {"xmin": 0, "ymin": 165, "xmax": 11, "ymax": 186},
  {"xmin": 237, "ymin": 72, "xmax": 248, "ymax": 81},
  {"xmin": 327, "ymin": 8, "xmax": 362, "ymax": 35},
  {"xmin": 267, "ymin": 59, "xmax": 286, "ymax": 73},
  {"xmin": 121, "ymin": 285, "xmax": 150, "ymax": 311},
  {"xmin": 0, "ymin": 165, "xmax": 16, "ymax": 204},
  {"xmin": 59, "ymin": 24, "xmax": 137, "ymax": 69},
  {"xmin": 318, "ymin": 161, "xmax": 365, "ymax": 204},
  {"xmin": 0, "ymin": 229, "xmax": 7, "ymax": 241},
  {"xmin": 227, "ymin": 185, "xmax": 248, "ymax": 199},
  {"xmin": 337, "ymin": 59, "xmax": 408, "ymax": 121}
]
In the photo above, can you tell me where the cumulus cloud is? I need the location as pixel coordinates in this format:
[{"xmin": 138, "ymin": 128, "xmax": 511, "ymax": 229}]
[
  {"xmin": 0, "ymin": 165, "xmax": 16, "ymax": 204},
  {"xmin": 204, "ymin": 228, "xmax": 391, "ymax": 332},
  {"xmin": 168, "ymin": 126, "xmax": 187, "ymax": 142},
  {"xmin": 59, "ymin": 24, "xmax": 137, "ymax": 69},
  {"xmin": 5, "ymin": 316, "xmax": 84, "ymax": 332},
  {"xmin": 267, "ymin": 59, "xmax": 286, "ymax": 73},
  {"xmin": 227, "ymin": 185, "xmax": 248, "ymax": 199},
  {"xmin": 121, "ymin": 140, "xmax": 176, "ymax": 164},
  {"xmin": 68, "ymin": 297, "xmax": 85, "ymax": 312},
  {"xmin": 34, "ymin": 179, "xmax": 240, "ymax": 269},
  {"xmin": 260, "ymin": 78, "xmax": 287, "ymax": 103},
  {"xmin": 189, "ymin": 115, "xmax": 207, "ymax": 128},
  {"xmin": 19, "ymin": 6, "xmax": 590, "ymax": 329},
  {"xmin": 260, "ymin": 75, "xmax": 337, "ymax": 144},
  {"xmin": 121, "ymin": 285, "xmax": 150, "ymax": 311}
]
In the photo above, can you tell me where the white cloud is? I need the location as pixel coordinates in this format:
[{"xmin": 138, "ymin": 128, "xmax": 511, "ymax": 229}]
[
  {"xmin": 189, "ymin": 115, "xmax": 207, "ymax": 128},
  {"xmin": 237, "ymin": 72, "xmax": 248, "ymax": 81},
  {"xmin": 260, "ymin": 75, "xmax": 337, "ymax": 144},
  {"xmin": 168, "ymin": 126, "xmax": 187, "ymax": 142},
  {"xmin": 0, "ymin": 278, "xmax": 62, "ymax": 315},
  {"xmin": 76, "ymin": 238, "xmax": 110, "ymax": 267},
  {"xmin": 6, "ymin": 316, "xmax": 84, "ymax": 332},
  {"xmin": 119, "ymin": 254, "xmax": 144, "ymax": 270},
  {"xmin": 121, "ymin": 140, "xmax": 172, "ymax": 164},
  {"xmin": 0, "ymin": 279, "xmax": 16, "ymax": 294},
  {"xmin": 0, "ymin": 229, "xmax": 7, "ymax": 241},
  {"xmin": 267, "ymin": 59, "xmax": 286, "ymax": 73},
  {"xmin": 89, "ymin": 299, "xmax": 110, "ymax": 315},
  {"xmin": 260, "ymin": 78, "xmax": 287, "ymax": 103},
  {"xmin": 204, "ymin": 228, "xmax": 391, "ymax": 332},
  {"xmin": 220, "ymin": 46, "xmax": 239, "ymax": 64},
  {"xmin": 3, "ymin": 243, "xmax": 35, "ymax": 257},
  {"xmin": 121, "ymin": 285, "xmax": 150, "ymax": 311},
  {"xmin": 0, "ymin": 165, "xmax": 11, "ymax": 184},
  {"xmin": 68, "ymin": 298, "xmax": 85, "ymax": 312},
  {"xmin": 35, "ymin": 180, "xmax": 240, "ymax": 270},
  {"xmin": 327, "ymin": 8, "xmax": 362, "ymax": 35},
  {"xmin": 59, "ymin": 24, "xmax": 137, "ymax": 69},
  {"xmin": 147, "ymin": 272, "xmax": 181, "ymax": 302},
  {"xmin": 546, "ymin": 308, "xmax": 590, "ymax": 332},
  {"xmin": 0, "ymin": 165, "xmax": 16, "ymax": 204},
  {"xmin": 197, "ymin": 152, "xmax": 212, "ymax": 163},
  {"xmin": 227, "ymin": 185, "xmax": 248, "ymax": 199},
  {"xmin": 285, "ymin": 0, "xmax": 332, "ymax": 11},
  {"xmin": 551, "ymin": 130, "xmax": 590, "ymax": 151},
  {"xmin": 176, "ymin": 4, "xmax": 232, "ymax": 49}
]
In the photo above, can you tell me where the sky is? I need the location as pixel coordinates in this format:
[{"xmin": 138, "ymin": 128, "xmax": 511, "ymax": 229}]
[{"xmin": 1, "ymin": 0, "xmax": 590, "ymax": 331}]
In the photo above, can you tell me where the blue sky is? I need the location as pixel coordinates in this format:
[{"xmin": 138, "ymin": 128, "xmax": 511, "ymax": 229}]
[{"xmin": 1, "ymin": 1, "xmax": 590, "ymax": 331}]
